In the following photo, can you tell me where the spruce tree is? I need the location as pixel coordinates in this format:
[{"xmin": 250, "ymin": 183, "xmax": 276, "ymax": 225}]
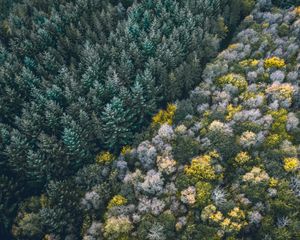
[
  {"xmin": 62, "ymin": 116, "xmax": 91, "ymax": 170},
  {"xmin": 130, "ymin": 80, "xmax": 148, "ymax": 129},
  {"xmin": 101, "ymin": 97, "xmax": 133, "ymax": 150}
]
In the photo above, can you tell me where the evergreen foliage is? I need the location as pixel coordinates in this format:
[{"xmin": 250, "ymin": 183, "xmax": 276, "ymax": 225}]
[
  {"xmin": 18, "ymin": 3, "xmax": 299, "ymax": 239},
  {"xmin": 0, "ymin": 1, "xmax": 253, "ymax": 236},
  {"xmin": 272, "ymin": 0, "xmax": 300, "ymax": 8},
  {"xmin": 2, "ymin": 0, "xmax": 300, "ymax": 239}
]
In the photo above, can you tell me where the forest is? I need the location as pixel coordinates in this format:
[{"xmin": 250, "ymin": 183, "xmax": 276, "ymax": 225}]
[{"xmin": 0, "ymin": 0, "xmax": 300, "ymax": 239}]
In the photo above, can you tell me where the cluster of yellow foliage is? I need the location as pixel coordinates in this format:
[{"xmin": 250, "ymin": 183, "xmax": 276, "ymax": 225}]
[
  {"xmin": 209, "ymin": 150, "xmax": 221, "ymax": 159},
  {"xmin": 264, "ymin": 56, "xmax": 285, "ymax": 68},
  {"xmin": 294, "ymin": 6, "xmax": 300, "ymax": 15},
  {"xmin": 239, "ymin": 59, "xmax": 259, "ymax": 67},
  {"xmin": 228, "ymin": 44, "xmax": 239, "ymax": 50},
  {"xmin": 96, "ymin": 151, "xmax": 114, "ymax": 165},
  {"xmin": 107, "ymin": 195, "xmax": 128, "ymax": 209},
  {"xmin": 241, "ymin": 91, "xmax": 265, "ymax": 101},
  {"xmin": 121, "ymin": 146, "xmax": 132, "ymax": 156},
  {"xmin": 210, "ymin": 211, "xmax": 224, "ymax": 222},
  {"xmin": 283, "ymin": 157, "xmax": 299, "ymax": 172},
  {"xmin": 202, "ymin": 204, "xmax": 223, "ymax": 222},
  {"xmin": 270, "ymin": 109, "xmax": 289, "ymax": 133},
  {"xmin": 226, "ymin": 104, "xmax": 242, "ymax": 121},
  {"xmin": 152, "ymin": 103, "xmax": 177, "ymax": 125},
  {"xmin": 265, "ymin": 109, "xmax": 291, "ymax": 147},
  {"xmin": 202, "ymin": 205, "xmax": 248, "ymax": 233},
  {"xmin": 221, "ymin": 207, "xmax": 247, "ymax": 232},
  {"xmin": 262, "ymin": 22, "xmax": 270, "ymax": 29},
  {"xmin": 217, "ymin": 73, "xmax": 248, "ymax": 91},
  {"xmin": 269, "ymin": 177, "xmax": 279, "ymax": 187},
  {"xmin": 228, "ymin": 207, "xmax": 246, "ymax": 219},
  {"xmin": 265, "ymin": 134, "xmax": 281, "ymax": 147},
  {"xmin": 267, "ymin": 109, "xmax": 292, "ymax": 145},
  {"xmin": 234, "ymin": 152, "xmax": 251, "ymax": 165},
  {"xmin": 184, "ymin": 151, "xmax": 221, "ymax": 182}
]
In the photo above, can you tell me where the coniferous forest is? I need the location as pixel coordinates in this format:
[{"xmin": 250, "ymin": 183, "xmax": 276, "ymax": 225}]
[{"xmin": 0, "ymin": 0, "xmax": 300, "ymax": 239}]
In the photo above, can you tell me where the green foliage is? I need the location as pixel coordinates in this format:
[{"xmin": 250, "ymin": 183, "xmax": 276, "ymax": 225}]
[
  {"xmin": 184, "ymin": 153, "xmax": 221, "ymax": 183},
  {"xmin": 241, "ymin": 0, "xmax": 256, "ymax": 15},
  {"xmin": 173, "ymin": 99, "xmax": 195, "ymax": 124},
  {"xmin": 278, "ymin": 23, "xmax": 290, "ymax": 37},
  {"xmin": 101, "ymin": 97, "xmax": 133, "ymax": 150},
  {"xmin": 272, "ymin": 0, "xmax": 300, "ymax": 8},
  {"xmin": 172, "ymin": 135, "xmax": 200, "ymax": 164},
  {"xmin": 216, "ymin": 73, "xmax": 248, "ymax": 92},
  {"xmin": 0, "ymin": 175, "xmax": 21, "ymax": 238},
  {"xmin": 104, "ymin": 216, "xmax": 133, "ymax": 239},
  {"xmin": 195, "ymin": 181, "xmax": 213, "ymax": 207},
  {"xmin": 12, "ymin": 197, "xmax": 44, "ymax": 239},
  {"xmin": 75, "ymin": 4, "xmax": 300, "ymax": 240},
  {"xmin": 0, "ymin": 0, "xmax": 259, "ymax": 238},
  {"xmin": 136, "ymin": 212, "xmax": 176, "ymax": 240}
]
